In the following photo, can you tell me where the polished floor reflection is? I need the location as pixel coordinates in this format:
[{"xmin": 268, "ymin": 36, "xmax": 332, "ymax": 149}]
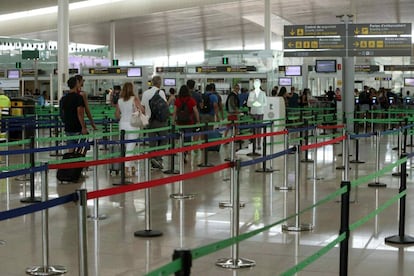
[{"xmin": 1, "ymin": 133, "xmax": 414, "ymax": 276}]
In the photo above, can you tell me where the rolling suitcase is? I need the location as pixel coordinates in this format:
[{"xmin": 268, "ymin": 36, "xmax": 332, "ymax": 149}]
[{"xmin": 56, "ymin": 144, "xmax": 88, "ymax": 183}]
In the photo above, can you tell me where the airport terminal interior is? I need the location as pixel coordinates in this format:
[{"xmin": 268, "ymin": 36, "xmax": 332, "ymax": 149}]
[{"xmin": 1, "ymin": 0, "xmax": 414, "ymax": 275}]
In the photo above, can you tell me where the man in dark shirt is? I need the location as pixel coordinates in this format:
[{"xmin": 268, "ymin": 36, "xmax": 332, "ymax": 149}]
[{"xmin": 60, "ymin": 76, "xmax": 87, "ymax": 149}]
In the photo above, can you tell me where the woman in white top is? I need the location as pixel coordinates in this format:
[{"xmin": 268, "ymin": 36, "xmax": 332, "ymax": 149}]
[{"xmin": 115, "ymin": 82, "xmax": 144, "ymax": 177}]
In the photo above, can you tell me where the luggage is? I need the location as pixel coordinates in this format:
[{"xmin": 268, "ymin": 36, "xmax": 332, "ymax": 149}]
[
  {"xmin": 207, "ymin": 130, "xmax": 221, "ymax": 152},
  {"xmin": 56, "ymin": 151, "xmax": 85, "ymax": 182}
]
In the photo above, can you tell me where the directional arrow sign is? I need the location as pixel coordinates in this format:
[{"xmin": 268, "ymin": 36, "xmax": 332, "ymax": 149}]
[
  {"xmin": 284, "ymin": 24, "xmax": 345, "ymax": 37},
  {"xmin": 349, "ymin": 23, "xmax": 411, "ymax": 36}
]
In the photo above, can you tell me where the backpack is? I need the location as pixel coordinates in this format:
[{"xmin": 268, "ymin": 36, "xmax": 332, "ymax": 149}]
[
  {"xmin": 359, "ymin": 91, "xmax": 369, "ymax": 104},
  {"xmin": 112, "ymin": 91, "xmax": 120, "ymax": 105},
  {"xmin": 176, "ymin": 99, "xmax": 191, "ymax": 124},
  {"xmin": 149, "ymin": 90, "xmax": 169, "ymax": 122},
  {"xmin": 200, "ymin": 93, "xmax": 212, "ymax": 114}
]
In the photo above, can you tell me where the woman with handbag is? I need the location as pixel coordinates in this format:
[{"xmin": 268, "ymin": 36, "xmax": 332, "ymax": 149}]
[{"xmin": 115, "ymin": 82, "xmax": 145, "ymax": 177}]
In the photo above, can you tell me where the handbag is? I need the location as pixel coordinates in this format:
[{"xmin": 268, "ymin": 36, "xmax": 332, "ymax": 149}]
[{"xmin": 130, "ymin": 101, "xmax": 149, "ymax": 128}]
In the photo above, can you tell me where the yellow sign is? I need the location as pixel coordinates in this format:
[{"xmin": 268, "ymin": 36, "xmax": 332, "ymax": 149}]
[
  {"xmin": 303, "ymin": 41, "xmax": 310, "ymax": 48},
  {"xmin": 376, "ymin": 40, "xmax": 384, "ymax": 48},
  {"xmin": 361, "ymin": 27, "xmax": 369, "ymax": 35},
  {"xmin": 360, "ymin": 41, "xmax": 367, "ymax": 48},
  {"xmin": 295, "ymin": 41, "xmax": 302, "ymax": 48},
  {"xmin": 311, "ymin": 41, "xmax": 318, "ymax": 48},
  {"xmin": 368, "ymin": 41, "xmax": 376, "ymax": 48},
  {"xmin": 297, "ymin": 28, "xmax": 304, "ymax": 36}
]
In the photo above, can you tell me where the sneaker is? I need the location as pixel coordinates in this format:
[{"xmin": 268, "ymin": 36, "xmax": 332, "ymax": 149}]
[{"xmin": 151, "ymin": 159, "xmax": 163, "ymax": 169}]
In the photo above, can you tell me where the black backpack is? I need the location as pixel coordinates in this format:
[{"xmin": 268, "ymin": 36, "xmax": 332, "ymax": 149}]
[
  {"xmin": 225, "ymin": 93, "xmax": 239, "ymax": 111},
  {"xmin": 176, "ymin": 99, "xmax": 191, "ymax": 124},
  {"xmin": 200, "ymin": 93, "xmax": 212, "ymax": 114},
  {"xmin": 149, "ymin": 90, "xmax": 169, "ymax": 122}
]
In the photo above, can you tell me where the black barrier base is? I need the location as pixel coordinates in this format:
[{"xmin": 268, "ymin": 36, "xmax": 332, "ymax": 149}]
[
  {"xmin": 113, "ymin": 180, "xmax": 133, "ymax": 186},
  {"xmin": 350, "ymin": 160, "xmax": 365, "ymax": 164},
  {"xmin": 255, "ymin": 168, "xmax": 275, "ymax": 173},
  {"xmin": 385, "ymin": 235, "xmax": 414, "ymax": 244},
  {"xmin": 49, "ymin": 152, "xmax": 64, "ymax": 157},
  {"xmin": 368, "ymin": 182, "xmax": 387, "ymax": 188},
  {"xmin": 198, "ymin": 163, "xmax": 214, "ymax": 167},
  {"xmin": 246, "ymin": 152, "xmax": 261, "ymax": 157},
  {"xmin": 392, "ymin": 172, "xmax": 408, "ymax": 177},
  {"xmin": 336, "ymin": 166, "xmax": 345, "ymax": 170},
  {"xmin": 301, "ymin": 159, "xmax": 314, "ymax": 163},
  {"xmin": 20, "ymin": 197, "xmax": 41, "ymax": 203},
  {"xmin": 163, "ymin": 169, "xmax": 179, "ymax": 175},
  {"xmin": 134, "ymin": 229, "xmax": 163, "ymax": 237}
]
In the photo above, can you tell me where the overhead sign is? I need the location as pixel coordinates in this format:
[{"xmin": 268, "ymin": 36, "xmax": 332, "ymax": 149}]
[
  {"xmin": 348, "ymin": 37, "xmax": 412, "ymax": 56},
  {"xmin": 195, "ymin": 66, "xmax": 256, "ymax": 73},
  {"xmin": 284, "ymin": 24, "xmax": 345, "ymax": 37},
  {"xmin": 284, "ymin": 23, "xmax": 412, "ymax": 57},
  {"xmin": 350, "ymin": 23, "xmax": 411, "ymax": 36},
  {"xmin": 384, "ymin": 65, "xmax": 414, "ymax": 71}
]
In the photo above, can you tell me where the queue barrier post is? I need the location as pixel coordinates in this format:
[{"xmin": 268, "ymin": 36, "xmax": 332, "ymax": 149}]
[
  {"xmin": 368, "ymin": 131, "xmax": 387, "ymax": 188},
  {"xmin": 198, "ymin": 122, "xmax": 214, "ymax": 167},
  {"xmin": 89, "ymin": 139, "xmax": 107, "ymax": 220},
  {"xmin": 301, "ymin": 119, "xmax": 314, "ymax": 163},
  {"xmin": 256, "ymin": 122, "xmax": 274, "ymax": 173},
  {"xmin": 339, "ymin": 181, "xmax": 351, "ymax": 276},
  {"xmin": 76, "ymin": 189, "xmax": 89, "ymax": 276},
  {"xmin": 26, "ymin": 163, "xmax": 67, "ymax": 275},
  {"xmin": 220, "ymin": 124, "xmax": 245, "ymax": 209},
  {"xmin": 385, "ymin": 153, "xmax": 414, "ymax": 245},
  {"xmin": 392, "ymin": 129, "xmax": 404, "ymax": 177},
  {"xmin": 275, "ymin": 131, "xmax": 293, "ymax": 191},
  {"xmin": 170, "ymin": 130, "xmax": 195, "ymax": 200},
  {"xmin": 134, "ymin": 158, "xmax": 163, "ymax": 237},
  {"xmin": 172, "ymin": 249, "xmax": 192, "ymax": 276},
  {"xmin": 164, "ymin": 124, "xmax": 179, "ymax": 174},
  {"xmin": 21, "ymin": 136, "xmax": 41, "ymax": 203},
  {"xmin": 216, "ymin": 160, "xmax": 256, "ymax": 269},
  {"xmin": 15, "ymin": 125, "xmax": 30, "ymax": 182},
  {"xmin": 113, "ymin": 130, "xmax": 132, "ymax": 185},
  {"xmin": 350, "ymin": 122, "xmax": 365, "ymax": 164},
  {"xmin": 282, "ymin": 145, "xmax": 313, "ymax": 232}
]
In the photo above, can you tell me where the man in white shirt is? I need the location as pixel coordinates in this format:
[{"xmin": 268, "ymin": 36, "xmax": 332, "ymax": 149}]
[{"xmin": 141, "ymin": 75, "xmax": 168, "ymax": 169}]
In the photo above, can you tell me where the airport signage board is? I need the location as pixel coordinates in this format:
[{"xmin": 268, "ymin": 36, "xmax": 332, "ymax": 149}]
[
  {"xmin": 348, "ymin": 37, "xmax": 412, "ymax": 56},
  {"xmin": 195, "ymin": 66, "xmax": 256, "ymax": 73},
  {"xmin": 384, "ymin": 65, "xmax": 414, "ymax": 71},
  {"xmin": 284, "ymin": 23, "xmax": 412, "ymax": 57},
  {"xmin": 284, "ymin": 24, "xmax": 345, "ymax": 37}
]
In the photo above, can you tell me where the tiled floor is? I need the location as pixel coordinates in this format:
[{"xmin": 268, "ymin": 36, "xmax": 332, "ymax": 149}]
[{"xmin": 1, "ymin": 131, "xmax": 414, "ymax": 276}]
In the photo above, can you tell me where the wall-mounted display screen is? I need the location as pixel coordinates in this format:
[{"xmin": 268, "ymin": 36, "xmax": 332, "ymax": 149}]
[
  {"xmin": 278, "ymin": 77, "xmax": 292, "ymax": 86},
  {"xmin": 285, "ymin": 65, "xmax": 302, "ymax": 76},
  {"xmin": 127, "ymin": 67, "xmax": 142, "ymax": 77},
  {"xmin": 163, "ymin": 78, "xmax": 176, "ymax": 86},
  {"xmin": 7, "ymin": 70, "xmax": 20, "ymax": 79},
  {"xmin": 404, "ymin": 78, "xmax": 414, "ymax": 87},
  {"xmin": 315, "ymin": 60, "xmax": 337, "ymax": 73}
]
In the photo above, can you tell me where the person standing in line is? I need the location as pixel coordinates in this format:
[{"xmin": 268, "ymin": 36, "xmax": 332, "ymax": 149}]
[
  {"xmin": 247, "ymin": 79, "xmax": 267, "ymax": 149},
  {"xmin": 210, "ymin": 83, "xmax": 224, "ymax": 121},
  {"xmin": 172, "ymin": 84, "xmax": 200, "ymax": 163},
  {"xmin": 75, "ymin": 75, "xmax": 97, "ymax": 131},
  {"xmin": 141, "ymin": 75, "xmax": 168, "ymax": 169},
  {"xmin": 60, "ymin": 76, "xmax": 88, "ymax": 151},
  {"xmin": 115, "ymin": 82, "xmax": 144, "ymax": 177},
  {"xmin": 199, "ymin": 83, "xmax": 219, "ymax": 130},
  {"xmin": 224, "ymin": 83, "xmax": 240, "ymax": 137}
]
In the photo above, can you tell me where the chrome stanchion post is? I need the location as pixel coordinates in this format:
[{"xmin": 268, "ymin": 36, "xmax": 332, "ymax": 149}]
[
  {"xmin": 164, "ymin": 124, "xmax": 179, "ymax": 174},
  {"xmin": 368, "ymin": 131, "xmax": 387, "ymax": 188},
  {"xmin": 77, "ymin": 189, "xmax": 89, "ymax": 276},
  {"xmin": 88, "ymin": 139, "xmax": 107, "ymax": 220},
  {"xmin": 26, "ymin": 163, "xmax": 67, "ymax": 275},
  {"xmin": 16, "ymin": 125, "xmax": 30, "ymax": 182},
  {"xmin": 282, "ymin": 145, "xmax": 313, "ymax": 232},
  {"xmin": 275, "ymin": 130, "xmax": 293, "ymax": 191},
  {"xmin": 216, "ymin": 160, "xmax": 255, "ymax": 269},
  {"xmin": 336, "ymin": 127, "xmax": 346, "ymax": 170},
  {"xmin": 134, "ymin": 158, "xmax": 163, "ymax": 237},
  {"xmin": 220, "ymin": 124, "xmax": 245, "ymax": 209},
  {"xmin": 170, "ymin": 131, "xmax": 195, "ymax": 200}
]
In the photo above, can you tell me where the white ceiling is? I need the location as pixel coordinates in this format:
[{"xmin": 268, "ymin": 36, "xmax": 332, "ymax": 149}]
[{"xmin": 0, "ymin": 0, "xmax": 413, "ymax": 63}]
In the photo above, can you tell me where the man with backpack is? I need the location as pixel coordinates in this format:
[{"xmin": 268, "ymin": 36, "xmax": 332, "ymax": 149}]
[
  {"xmin": 199, "ymin": 83, "xmax": 218, "ymax": 130},
  {"xmin": 141, "ymin": 75, "xmax": 169, "ymax": 169},
  {"xmin": 224, "ymin": 84, "xmax": 240, "ymax": 137}
]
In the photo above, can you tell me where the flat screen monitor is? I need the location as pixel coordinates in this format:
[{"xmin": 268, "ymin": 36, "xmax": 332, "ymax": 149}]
[
  {"xmin": 127, "ymin": 67, "xmax": 142, "ymax": 77},
  {"xmin": 285, "ymin": 65, "xmax": 302, "ymax": 76},
  {"xmin": 7, "ymin": 70, "xmax": 20, "ymax": 79},
  {"xmin": 404, "ymin": 78, "xmax": 414, "ymax": 87},
  {"xmin": 315, "ymin": 60, "xmax": 337, "ymax": 73},
  {"xmin": 278, "ymin": 77, "xmax": 292, "ymax": 86},
  {"xmin": 163, "ymin": 78, "xmax": 176, "ymax": 86}
]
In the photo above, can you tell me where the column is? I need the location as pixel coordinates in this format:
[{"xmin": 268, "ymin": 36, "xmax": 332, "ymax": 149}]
[{"xmin": 57, "ymin": 0, "xmax": 69, "ymax": 100}]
